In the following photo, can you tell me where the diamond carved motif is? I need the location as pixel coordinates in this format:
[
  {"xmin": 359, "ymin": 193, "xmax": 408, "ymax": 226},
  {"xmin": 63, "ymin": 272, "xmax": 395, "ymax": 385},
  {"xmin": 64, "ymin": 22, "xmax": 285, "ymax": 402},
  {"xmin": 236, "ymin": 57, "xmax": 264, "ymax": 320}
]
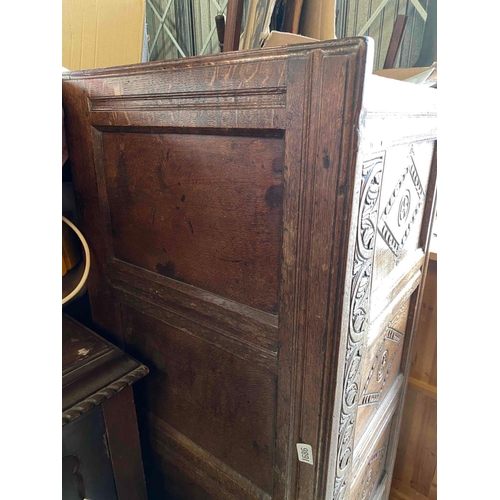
[
  {"xmin": 359, "ymin": 326, "xmax": 404, "ymax": 407},
  {"xmin": 377, "ymin": 148, "xmax": 425, "ymax": 258}
]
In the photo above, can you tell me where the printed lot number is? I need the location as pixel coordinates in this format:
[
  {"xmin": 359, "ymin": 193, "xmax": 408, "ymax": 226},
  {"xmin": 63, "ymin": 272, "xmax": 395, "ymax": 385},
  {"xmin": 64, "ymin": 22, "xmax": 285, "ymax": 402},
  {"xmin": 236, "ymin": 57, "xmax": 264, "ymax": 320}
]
[{"xmin": 296, "ymin": 443, "xmax": 314, "ymax": 465}]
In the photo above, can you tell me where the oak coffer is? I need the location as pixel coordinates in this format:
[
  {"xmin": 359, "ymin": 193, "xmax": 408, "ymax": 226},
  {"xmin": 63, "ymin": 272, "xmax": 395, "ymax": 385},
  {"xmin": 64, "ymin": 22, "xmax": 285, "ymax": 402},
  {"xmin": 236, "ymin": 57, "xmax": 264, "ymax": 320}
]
[{"xmin": 62, "ymin": 37, "xmax": 437, "ymax": 500}]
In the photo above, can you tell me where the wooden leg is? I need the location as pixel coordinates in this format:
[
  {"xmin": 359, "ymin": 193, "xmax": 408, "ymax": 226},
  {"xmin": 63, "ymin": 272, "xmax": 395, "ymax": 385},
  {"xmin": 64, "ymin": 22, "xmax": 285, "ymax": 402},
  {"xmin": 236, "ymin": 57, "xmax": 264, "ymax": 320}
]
[
  {"xmin": 102, "ymin": 385, "xmax": 148, "ymax": 500},
  {"xmin": 383, "ymin": 15, "xmax": 408, "ymax": 69}
]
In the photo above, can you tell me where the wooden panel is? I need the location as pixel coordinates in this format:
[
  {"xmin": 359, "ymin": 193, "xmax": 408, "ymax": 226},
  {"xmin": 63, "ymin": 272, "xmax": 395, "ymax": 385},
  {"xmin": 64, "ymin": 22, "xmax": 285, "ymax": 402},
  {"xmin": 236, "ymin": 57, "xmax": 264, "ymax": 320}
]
[
  {"xmin": 116, "ymin": 287, "xmax": 277, "ymax": 371},
  {"xmin": 337, "ymin": 110, "xmax": 435, "ymax": 500},
  {"xmin": 390, "ymin": 258, "xmax": 437, "ymax": 500},
  {"xmin": 121, "ymin": 304, "xmax": 277, "ymax": 493},
  {"xmin": 109, "ymin": 259, "xmax": 279, "ymax": 351},
  {"xmin": 351, "ymin": 417, "xmax": 393, "ymax": 500},
  {"xmin": 62, "ymin": 38, "xmax": 437, "ymax": 500},
  {"xmin": 371, "ymin": 141, "xmax": 434, "ymax": 292},
  {"xmin": 102, "ymin": 385, "xmax": 148, "ymax": 500},
  {"xmin": 351, "ymin": 374, "xmax": 402, "ymax": 491},
  {"xmin": 333, "ymin": 131, "xmax": 435, "ymax": 500},
  {"xmin": 391, "ymin": 390, "xmax": 436, "ymax": 499},
  {"xmin": 299, "ymin": 0, "xmax": 336, "ymax": 40},
  {"xmin": 146, "ymin": 414, "xmax": 272, "ymax": 500},
  {"xmin": 390, "ymin": 478, "xmax": 435, "ymax": 500},
  {"xmin": 407, "ymin": 260, "xmax": 437, "ymax": 387},
  {"xmin": 356, "ymin": 298, "xmax": 411, "ymax": 437},
  {"xmin": 102, "ymin": 131, "xmax": 284, "ymax": 313},
  {"xmin": 223, "ymin": 0, "xmax": 244, "ymax": 51}
]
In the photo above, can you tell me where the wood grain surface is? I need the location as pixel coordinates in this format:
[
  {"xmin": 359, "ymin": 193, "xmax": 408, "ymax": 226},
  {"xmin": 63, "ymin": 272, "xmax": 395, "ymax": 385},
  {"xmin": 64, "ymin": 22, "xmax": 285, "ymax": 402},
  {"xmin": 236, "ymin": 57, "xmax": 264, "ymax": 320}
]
[
  {"xmin": 390, "ymin": 258, "xmax": 437, "ymax": 500},
  {"xmin": 62, "ymin": 38, "xmax": 437, "ymax": 500}
]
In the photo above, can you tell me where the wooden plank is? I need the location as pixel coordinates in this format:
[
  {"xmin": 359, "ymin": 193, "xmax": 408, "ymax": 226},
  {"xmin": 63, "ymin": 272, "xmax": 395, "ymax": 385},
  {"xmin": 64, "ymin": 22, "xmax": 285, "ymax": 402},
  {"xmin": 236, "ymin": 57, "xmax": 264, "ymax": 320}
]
[
  {"xmin": 392, "ymin": 388, "xmax": 436, "ymax": 498},
  {"xmin": 299, "ymin": 0, "xmax": 335, "ymax": 40},
  {"xmin": 282, "ymin": 0, "xmax": 305, "ymax": 34},
  {"xmin": 391, "ymin": 241, "xmax": 437, "ymax": 498},
  {"xmin": 102, "ymin": 385, "xmax": 148, "ymax": 500},
  {"xmin": 63, "ymin": 39, "xmax": 437, "ymax": 500},
  {"xmin": 357, "ymin": 0, "xmax": 391, "ymax": 36},
  {"xmin": 390, "ymin": 478, "xmax": 432, "ymax": 500},
  {"xmin": 428, "ymin": 468, "xmax": 437, "ymax": 500},
  {"xmin": 409, "ymin": 260, "xmax": 437, "ymax": 387},
  {"xmin": 384, "ymin": 15, "xmax": 408, "ymax": 69},
  {"xmin": 407, "ymin": 377, "xmax": 436, "ymax": 400},
  {"xmin": 223, "ymin": 0, "xmax": 244, "ymax": 51}
]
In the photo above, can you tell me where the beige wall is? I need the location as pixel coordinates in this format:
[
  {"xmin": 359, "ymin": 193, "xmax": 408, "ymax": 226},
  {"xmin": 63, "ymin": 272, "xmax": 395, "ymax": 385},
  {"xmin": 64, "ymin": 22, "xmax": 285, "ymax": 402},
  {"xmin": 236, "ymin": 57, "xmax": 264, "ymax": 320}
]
[{"xmin": 62, "ymin": 0, "xmax": 145, "ymax": 70}]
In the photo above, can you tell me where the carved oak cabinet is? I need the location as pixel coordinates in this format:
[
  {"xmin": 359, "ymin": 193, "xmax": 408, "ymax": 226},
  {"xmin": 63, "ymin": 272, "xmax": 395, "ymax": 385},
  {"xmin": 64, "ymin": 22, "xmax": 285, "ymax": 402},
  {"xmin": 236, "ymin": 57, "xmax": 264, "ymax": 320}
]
[{"xmin": 62, "ymin": 38, "xmax": 437, "ymax": 500}]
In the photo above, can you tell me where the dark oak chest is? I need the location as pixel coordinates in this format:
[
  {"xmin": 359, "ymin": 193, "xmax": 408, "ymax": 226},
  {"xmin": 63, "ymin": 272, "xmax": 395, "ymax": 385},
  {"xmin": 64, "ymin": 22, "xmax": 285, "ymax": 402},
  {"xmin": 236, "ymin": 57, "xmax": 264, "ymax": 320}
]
[
  {"xmin": 63, "ymin": 37, "xmax": 437, "ymax": 500},
  {"xmin": 62, "ymin": 314, "xmax": 149, "ymax": 500}
]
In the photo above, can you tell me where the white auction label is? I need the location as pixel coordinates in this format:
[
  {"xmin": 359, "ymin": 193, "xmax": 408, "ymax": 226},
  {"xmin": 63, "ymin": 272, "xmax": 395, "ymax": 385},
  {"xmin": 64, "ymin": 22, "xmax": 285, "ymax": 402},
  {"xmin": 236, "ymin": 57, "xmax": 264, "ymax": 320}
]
[{"xmin": 296, "ymin": 443, "xmax": 314, "ymax": 465}]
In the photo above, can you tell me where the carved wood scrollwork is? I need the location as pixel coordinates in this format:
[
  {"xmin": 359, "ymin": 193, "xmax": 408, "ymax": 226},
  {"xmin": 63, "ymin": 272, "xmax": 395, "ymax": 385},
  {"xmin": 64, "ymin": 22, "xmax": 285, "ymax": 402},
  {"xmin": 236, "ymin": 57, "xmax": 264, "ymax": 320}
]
[
  {"xmin": 333, "ymin": 154, "xmax": 385, "ymax": 500},
  {"xmin": 62, "ymin": 454, "xmax": 87, "ymax": 500}
]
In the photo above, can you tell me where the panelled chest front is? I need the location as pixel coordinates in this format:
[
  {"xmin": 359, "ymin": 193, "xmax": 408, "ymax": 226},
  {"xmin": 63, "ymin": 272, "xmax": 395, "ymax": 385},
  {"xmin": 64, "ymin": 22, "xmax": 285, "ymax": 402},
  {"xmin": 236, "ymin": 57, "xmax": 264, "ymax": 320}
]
[{"xmin": 62, "ymin": 37, "xmax": 437, "ymax": 500}]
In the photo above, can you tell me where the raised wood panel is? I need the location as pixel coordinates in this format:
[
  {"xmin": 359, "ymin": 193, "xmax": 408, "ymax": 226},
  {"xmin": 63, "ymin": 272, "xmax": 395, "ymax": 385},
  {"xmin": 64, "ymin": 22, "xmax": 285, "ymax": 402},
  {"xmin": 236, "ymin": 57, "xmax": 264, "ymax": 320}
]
[
  {"xmin": 355, "ymin": 258, "xmax": 422, "ymax": 445},
  {"xmin": 372, "ymin": 475, "xmax": 391, "ymax": 500},
  {"xmin": 351, "ymin": 374, "xmax": 402, "ymax": 491},
  {"xmin": 351, "ymin": 418, "xmax": 393, "ymax": 500},
  {"xmin": 121, "ymin": 304, "xmax": 277, "ymax": 493},
  {"xmin": 102, "ymin": 131, "xmax": 284, "ymax": 313},
  {"xmin": 337, "ymin": 133, "xmax": 434, "ymax": 500},
  {"xmin": 348, "ymin": 133, "xmax": 435, "ymax": 500},
  {"xmin": 356, "ymin": 299, "xmax": 411, "ymax": 437},
  {"xmin": 371, "ymin": 141, "xmax": 434, "ymax": 292}
]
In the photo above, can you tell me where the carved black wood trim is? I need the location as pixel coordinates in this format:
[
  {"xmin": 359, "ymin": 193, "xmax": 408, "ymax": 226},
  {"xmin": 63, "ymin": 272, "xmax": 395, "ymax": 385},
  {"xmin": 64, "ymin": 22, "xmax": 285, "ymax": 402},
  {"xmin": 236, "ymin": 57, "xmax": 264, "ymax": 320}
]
[
  {"xmin": 62, "ymin": 364, "xmax": 149, "ymax": 426},
  {"xmin": 62, "ymin": 454, "xmax": 87, "ymax": 500}
]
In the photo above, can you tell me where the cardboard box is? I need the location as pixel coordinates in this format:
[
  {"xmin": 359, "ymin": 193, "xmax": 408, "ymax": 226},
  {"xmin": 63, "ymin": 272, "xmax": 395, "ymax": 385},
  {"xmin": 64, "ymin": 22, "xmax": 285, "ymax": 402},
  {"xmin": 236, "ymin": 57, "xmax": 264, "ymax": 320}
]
[
  {"xmin": 62, "ymin": 0, "xmax": 145, "ymax": 70},
  {"xmin": 262, "ymin": 30, "xmax": 318, "ymax": 48},
  {"xmin": 374, "ymin": 65, "xmax": 437, "ymax": 86},
  {"xmin": 299, "ymin": 0, "xmax": 335, "ymax": 40}
]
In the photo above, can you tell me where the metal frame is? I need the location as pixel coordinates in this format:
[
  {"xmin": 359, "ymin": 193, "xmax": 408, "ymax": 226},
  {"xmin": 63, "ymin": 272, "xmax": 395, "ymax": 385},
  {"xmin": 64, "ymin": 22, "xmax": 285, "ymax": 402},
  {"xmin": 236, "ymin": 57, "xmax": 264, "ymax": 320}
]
[
  {"xmin": 336, "ymin": 0, "xmax": 430, "ymax": 70},
  {"xmin": 147, "ymin": 0, "xmax": 230, "ymax": 60},
  {"xmin": 357, "ymin": 0, "xmax": 427, "ymax": 36}
]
